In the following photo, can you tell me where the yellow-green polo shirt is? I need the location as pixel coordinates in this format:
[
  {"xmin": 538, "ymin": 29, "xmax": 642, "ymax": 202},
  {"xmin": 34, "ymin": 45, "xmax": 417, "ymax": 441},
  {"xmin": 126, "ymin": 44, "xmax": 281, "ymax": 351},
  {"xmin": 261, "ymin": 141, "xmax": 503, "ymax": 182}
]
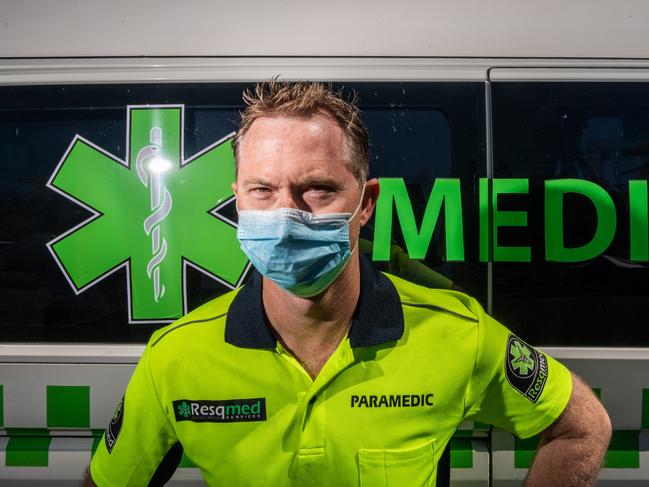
[{"xmin": 91, "ymin": 257, "xmax": 572, "ymax": 486}]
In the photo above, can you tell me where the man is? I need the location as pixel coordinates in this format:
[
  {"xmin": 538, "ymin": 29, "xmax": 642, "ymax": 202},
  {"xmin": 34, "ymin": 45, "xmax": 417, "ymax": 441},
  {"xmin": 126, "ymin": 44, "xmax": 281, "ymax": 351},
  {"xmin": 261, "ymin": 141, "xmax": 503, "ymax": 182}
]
[{"xmin": 85, "ymin": 81, "xmax": 610, "ymax": 486}]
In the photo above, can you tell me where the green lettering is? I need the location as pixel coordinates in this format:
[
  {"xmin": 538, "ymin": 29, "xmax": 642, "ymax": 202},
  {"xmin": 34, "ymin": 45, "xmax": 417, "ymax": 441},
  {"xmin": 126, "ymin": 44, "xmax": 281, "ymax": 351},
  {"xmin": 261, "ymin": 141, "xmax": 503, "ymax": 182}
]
[
  {"xmin": 545, "ymin": 179, "xmax": 616, "ymax": 262},
  {"xmin": 373, "ymin": 178, "xmax": 464, "ymax": 262},
  {"xmin": 226, "ymin": 404, "xmax": 241, "ymax": 416},
  {"xmin": 630, "ymin": 180, "xmax": 649, "ymax": 261},
  {"xmin": 479, "ymin": 178, "xmax": 491, "ymax": 262},
  {"xmin": 251, "ymin": 401, "xmax": 260, "ymax": 414},
  {"xmin": 492, "ymin": 179, "xmax": 531, "ymax": 262}
]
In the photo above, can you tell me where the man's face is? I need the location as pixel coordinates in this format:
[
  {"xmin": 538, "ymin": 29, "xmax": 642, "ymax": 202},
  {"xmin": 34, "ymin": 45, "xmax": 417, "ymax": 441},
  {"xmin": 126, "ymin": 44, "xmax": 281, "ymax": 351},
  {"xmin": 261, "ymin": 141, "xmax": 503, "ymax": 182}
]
[{"xmin": 233, "ymin": 114, "xmax": 370, "ymax": 241}]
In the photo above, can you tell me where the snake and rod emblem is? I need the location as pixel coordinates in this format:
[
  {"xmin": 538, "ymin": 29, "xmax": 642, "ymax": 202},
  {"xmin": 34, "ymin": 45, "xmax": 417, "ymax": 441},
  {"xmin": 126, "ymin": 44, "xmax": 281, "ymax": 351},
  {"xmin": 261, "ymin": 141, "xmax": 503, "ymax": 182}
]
[{"xmin": 136, "ymin": 127, "xmax": 173, "ymax": 303}]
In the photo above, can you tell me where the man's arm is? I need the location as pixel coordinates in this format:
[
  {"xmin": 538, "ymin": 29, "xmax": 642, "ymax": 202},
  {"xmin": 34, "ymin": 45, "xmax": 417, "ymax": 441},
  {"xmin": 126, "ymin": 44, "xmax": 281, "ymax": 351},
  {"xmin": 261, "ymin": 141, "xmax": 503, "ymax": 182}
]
[
  {"xmin": 525, "ymin": 373, "xmax": 611, "ymax": 486},
  {"xmin": 81, "ymin": 467, "xmax": 96, "ymax": 487}
]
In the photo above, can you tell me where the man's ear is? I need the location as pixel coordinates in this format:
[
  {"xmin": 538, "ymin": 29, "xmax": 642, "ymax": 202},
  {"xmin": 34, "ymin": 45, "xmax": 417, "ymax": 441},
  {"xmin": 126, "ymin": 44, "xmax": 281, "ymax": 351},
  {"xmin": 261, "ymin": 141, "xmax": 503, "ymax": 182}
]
[
  {"xmin": 360, "ymin": 178, "xmax": 380, "ymax": 226},
  {"xmin": 231, "ymin": 182, "xmax": 240, "ymax": 213}
]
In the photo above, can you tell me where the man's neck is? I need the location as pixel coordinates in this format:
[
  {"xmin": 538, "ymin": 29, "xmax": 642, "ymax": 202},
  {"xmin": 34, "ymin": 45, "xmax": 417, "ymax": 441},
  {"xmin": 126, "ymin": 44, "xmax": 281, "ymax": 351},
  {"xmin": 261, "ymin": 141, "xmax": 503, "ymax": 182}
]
[{"xmin": 262, "ymin": 257, "xmax": 361, "ymax": 379}]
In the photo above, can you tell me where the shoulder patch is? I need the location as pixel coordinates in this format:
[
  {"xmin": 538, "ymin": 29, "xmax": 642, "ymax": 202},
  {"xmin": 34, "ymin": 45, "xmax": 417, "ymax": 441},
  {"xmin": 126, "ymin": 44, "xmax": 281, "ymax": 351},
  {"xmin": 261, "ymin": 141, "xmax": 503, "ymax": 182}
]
[
  {"xmin": 505, "ymin": 334, "xmax": 549, "ymax": 403},
  {"xmin": 105, "ymin": 395, "xmax": 124, "ymax": 453}
]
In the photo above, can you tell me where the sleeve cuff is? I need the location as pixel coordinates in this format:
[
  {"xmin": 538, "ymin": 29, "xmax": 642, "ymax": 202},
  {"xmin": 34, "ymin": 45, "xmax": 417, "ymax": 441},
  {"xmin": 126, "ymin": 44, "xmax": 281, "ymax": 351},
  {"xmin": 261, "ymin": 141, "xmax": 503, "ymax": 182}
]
[{"xmin": 514, "ymin": 362, "xmax": 573, "ymax": 439}]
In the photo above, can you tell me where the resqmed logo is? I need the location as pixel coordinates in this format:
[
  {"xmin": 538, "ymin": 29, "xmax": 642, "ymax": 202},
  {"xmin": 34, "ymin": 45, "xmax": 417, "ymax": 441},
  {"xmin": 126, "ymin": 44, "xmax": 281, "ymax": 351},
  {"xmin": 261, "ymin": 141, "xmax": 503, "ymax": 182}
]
[{"xmin": 173, "ymin": 398, "xmax": 267, "ymax": 423}]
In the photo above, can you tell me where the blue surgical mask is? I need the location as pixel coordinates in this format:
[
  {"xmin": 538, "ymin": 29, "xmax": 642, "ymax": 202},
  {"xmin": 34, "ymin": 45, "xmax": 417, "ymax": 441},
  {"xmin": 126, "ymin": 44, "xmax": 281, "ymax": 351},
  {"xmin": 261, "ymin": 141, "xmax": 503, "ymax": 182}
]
[{"xmin": 236, "ymin": 190, "xmax": 364, "ymax": 297}]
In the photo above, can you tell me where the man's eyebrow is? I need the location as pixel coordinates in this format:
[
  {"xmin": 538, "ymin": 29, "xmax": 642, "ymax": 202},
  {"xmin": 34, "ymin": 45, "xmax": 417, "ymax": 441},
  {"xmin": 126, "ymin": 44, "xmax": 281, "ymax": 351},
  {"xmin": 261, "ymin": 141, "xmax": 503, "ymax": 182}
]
[
  {"xmin": 240, "ymin": 176, "xmax": 344, "ymax": 189},
  {"xmin": 240, "ymin": 178, "xmax": 274, "ymax": 187},
  {"xmin": 298, "ymin": 176, "xmax": 344, "ymax": 189}
]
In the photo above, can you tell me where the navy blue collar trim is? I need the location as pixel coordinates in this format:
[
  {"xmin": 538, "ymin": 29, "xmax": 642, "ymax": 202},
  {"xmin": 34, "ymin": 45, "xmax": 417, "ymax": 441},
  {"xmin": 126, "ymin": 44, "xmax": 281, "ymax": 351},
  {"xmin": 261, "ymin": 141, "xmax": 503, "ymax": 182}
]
[{"xmin": 224, "ymin": 255, "xmax": 405, "ymax": 349}]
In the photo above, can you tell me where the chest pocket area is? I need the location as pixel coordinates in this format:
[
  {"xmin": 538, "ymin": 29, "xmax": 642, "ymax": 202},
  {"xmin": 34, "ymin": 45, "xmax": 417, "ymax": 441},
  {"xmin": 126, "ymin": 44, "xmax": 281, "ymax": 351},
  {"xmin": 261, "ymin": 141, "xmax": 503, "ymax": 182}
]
[{"xmin": 357, "ymin": 440, "xmax": 435, "ymax": 487}]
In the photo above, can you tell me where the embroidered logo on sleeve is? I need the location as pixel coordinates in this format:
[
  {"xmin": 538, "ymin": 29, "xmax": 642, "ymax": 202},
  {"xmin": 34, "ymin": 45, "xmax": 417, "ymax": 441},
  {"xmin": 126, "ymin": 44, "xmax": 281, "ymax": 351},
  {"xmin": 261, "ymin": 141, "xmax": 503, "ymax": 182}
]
[
  {"xmin": 173, "ymin": 398, "xmax": 267, "ymax": 423},
  {"xmin": 505, "ymin": 334, "xmax": 548, "ymax": 403},
  {"xmin": 105, "ymin": 395, "xmax": 124, "ymax": 454}
]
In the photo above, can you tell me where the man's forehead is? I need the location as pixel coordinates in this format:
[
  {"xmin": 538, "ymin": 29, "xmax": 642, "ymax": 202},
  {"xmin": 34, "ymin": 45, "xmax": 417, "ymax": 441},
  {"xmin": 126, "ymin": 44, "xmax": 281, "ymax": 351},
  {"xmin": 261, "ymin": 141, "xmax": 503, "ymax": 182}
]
[
  {"xmin": 239, "ymin": 114, "xmax": 346, "ymax": 152},
  {"xmin": 246, "ymin": 112, "xmax": 337, "ymax": 131},
  {"xmin": 236, "ymin": 113, "xmax": 354, "ymax": 181}
]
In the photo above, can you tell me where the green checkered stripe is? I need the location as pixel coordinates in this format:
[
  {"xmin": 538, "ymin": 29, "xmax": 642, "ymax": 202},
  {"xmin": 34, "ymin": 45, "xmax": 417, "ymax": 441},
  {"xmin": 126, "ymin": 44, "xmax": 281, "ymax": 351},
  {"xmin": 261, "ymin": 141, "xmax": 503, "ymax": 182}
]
[
  {"xmin": 1, "ymin": 428, "xmax": 164, "ymax": 468},
  {"xmin": 488, "ymin": 387, "xmax": 649, "ymax": 486},
  {"xmin": 514, "ymin": 430, "xmax": 642, "ymax": 469},
  {"xmin": 0, "ymin": 381, "xmax": 108, "ymax": 469},
  {"xmin": 0, "ymin": 384, "xmax": 90, "ymax": 429},
  {"xmin": 0, "ymin": 428, "xmax": 485, "ymax": 470},
  {"xmin": 0, "ymin": 384, "xmax": 91, "ymax": 467},
  {"xmin": 451, "ymin": 421, "xmax": 490, "ymax": 469},
  {"xmin": 509, "ymin": 387, "xmax": 649, "ymax": 470},
  {"xmin": 490, "ymin": 386, "xmax": 649, "ymax": 474},
  {"xmin": 2, "ymin": 384, "xmax": 649, "ymax": 470},
  {"xmin": 0, "ymin": 382, "xmax": 489, "ymax": 471}
]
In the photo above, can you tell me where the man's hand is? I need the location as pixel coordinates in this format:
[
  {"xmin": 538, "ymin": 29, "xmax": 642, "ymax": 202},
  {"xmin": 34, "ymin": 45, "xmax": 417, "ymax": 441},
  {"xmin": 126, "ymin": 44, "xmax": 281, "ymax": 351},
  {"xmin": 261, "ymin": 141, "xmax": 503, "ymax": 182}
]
[
  {"xmin": 525, "ymin": 372, "xmax": 611, "ymax": 486},
  {"xmin": 81, "ymin": 467, "xmax": 97, "ymax": 487}
]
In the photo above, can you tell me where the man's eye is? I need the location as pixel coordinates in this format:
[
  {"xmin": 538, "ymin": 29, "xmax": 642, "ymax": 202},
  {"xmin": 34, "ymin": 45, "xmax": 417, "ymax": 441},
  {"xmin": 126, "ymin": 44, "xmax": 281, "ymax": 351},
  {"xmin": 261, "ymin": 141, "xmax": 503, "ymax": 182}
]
[
  {"xmin": 252, "ymin": 187, "xmax": 271, "ymax": 194},
  {"xmin": 308, "ymin": 185, "xmax": 334, "ymax": 194}
]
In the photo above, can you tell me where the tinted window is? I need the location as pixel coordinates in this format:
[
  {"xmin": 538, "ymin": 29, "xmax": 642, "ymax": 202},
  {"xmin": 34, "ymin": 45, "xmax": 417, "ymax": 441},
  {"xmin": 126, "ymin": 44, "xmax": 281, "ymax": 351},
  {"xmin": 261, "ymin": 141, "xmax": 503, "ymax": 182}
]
[
  {"xmin": 357, "ymin": 83, "xmax": 486, "ymax": 301},
  {"xmin": 0, "ymin": 82, "xmax": 486, "ymax": 343},
  {"xmin": 0, "ymin": 84, "xmax": 247, "ymax": 342},
  {"xmin": 492, "ymin": 82, "xmax": 649, "ymax": 346}
]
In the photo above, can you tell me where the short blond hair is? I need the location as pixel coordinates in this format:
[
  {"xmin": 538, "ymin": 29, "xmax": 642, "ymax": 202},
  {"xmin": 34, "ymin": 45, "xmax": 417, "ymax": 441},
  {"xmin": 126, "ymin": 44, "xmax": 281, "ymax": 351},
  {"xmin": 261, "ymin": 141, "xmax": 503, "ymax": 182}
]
[{"xmin": 233, "ymin": 80, "xmax": 369, "ymax": 183}]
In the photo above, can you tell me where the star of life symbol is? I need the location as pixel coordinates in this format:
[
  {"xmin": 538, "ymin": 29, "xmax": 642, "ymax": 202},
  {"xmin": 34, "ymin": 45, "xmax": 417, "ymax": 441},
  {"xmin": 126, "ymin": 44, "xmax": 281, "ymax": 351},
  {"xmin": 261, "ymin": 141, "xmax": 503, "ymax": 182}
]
[
  {"xmin": 509, "ymin": 340, "xmax": 535, "ymax": 376},
  {"xmin": 46, "ymin": 105, "xmax": 250, "ymax": 323},
  {"xmin": 177, "ymin": 401, "xmax": 191, "ymax": 418}
]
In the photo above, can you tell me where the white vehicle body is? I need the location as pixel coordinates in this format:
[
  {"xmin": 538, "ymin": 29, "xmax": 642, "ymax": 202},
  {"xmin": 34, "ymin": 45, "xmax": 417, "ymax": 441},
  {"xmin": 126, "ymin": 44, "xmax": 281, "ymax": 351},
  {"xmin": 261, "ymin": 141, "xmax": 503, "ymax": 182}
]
[{"xmin": 0, "ymin": 1, "xmax": 648, "ymax": 485}]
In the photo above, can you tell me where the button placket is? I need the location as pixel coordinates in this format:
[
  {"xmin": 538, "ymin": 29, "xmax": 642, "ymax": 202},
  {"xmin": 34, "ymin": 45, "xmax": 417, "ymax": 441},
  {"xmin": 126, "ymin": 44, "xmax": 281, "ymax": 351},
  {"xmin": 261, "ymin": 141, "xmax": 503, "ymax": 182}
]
[
  {"xmin": 300, "ymin": 390, "xmax": 326, "ymax": 452},
  {"xmin": 299, "ymin": 339, "xmax": 355, "ymax": 450}
]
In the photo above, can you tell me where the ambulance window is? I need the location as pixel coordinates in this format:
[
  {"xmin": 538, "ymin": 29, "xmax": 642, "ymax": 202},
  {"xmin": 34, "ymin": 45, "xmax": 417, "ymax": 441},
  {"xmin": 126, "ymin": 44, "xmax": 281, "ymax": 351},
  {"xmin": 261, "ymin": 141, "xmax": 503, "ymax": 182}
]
[
  {"xmin": 353, "ymin": 82, "xmax": 487, "ymax": 302},
  {"xmin": 0, "ymin": 83, "xmax": 246, "ymax": 343},
  {"xmin": 0, "ymin": 82, "xmax": 485, "ymax": 343},
  {"xmin": 492, "ymin": 82, "xmax": 649, "ymax": 346}
]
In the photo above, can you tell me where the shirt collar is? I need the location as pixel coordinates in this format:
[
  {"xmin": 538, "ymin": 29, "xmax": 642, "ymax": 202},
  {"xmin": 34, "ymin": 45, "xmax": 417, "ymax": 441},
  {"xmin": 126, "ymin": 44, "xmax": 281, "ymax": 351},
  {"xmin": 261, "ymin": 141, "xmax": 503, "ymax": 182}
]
[{"xmin": 224, "ymin": 254, "xmax": 405, "ymax": 349}]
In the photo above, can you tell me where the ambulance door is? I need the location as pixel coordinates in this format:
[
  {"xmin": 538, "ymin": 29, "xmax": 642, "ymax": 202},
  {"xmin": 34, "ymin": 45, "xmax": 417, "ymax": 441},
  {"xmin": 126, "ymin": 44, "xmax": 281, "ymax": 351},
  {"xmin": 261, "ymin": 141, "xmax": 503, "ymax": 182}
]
[{"xmin": 488, "ymin": 68, "xmax": 649, "ymax": 486}]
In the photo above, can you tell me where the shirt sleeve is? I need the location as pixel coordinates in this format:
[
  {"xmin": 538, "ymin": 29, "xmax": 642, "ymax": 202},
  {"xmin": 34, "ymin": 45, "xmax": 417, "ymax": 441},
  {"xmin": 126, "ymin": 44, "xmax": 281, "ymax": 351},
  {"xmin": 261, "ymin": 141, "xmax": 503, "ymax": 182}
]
[
  {"xmin": 464, "ymin": 298, "xmax": 573, "ymax": 439},
  {"xmin": 90, "ymin": 344, "xmax": 179, "ymax": 486}
]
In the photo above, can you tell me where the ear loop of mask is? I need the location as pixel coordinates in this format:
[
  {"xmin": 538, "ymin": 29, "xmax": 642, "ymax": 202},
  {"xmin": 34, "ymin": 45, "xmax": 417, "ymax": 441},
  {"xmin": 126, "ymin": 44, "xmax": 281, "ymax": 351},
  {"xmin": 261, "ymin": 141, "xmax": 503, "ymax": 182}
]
[{"xmin": 348, "ymin": 183, "xmax": 367, "ymax": 224}]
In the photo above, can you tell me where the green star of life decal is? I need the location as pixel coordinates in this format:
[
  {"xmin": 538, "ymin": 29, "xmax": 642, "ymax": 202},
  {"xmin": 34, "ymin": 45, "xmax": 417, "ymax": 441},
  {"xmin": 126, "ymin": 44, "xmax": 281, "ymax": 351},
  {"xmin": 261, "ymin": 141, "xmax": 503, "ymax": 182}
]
[
  {"xmin": 47, "ymin": 105, "xmax": 250, "ymax": 323},
  {"xmin": 177, "ymin": 401, "xmax": 191, "ymax": 418},
  {"xmin": 510, "ymin": 340, "xmax": 535, "ymax": 376}
]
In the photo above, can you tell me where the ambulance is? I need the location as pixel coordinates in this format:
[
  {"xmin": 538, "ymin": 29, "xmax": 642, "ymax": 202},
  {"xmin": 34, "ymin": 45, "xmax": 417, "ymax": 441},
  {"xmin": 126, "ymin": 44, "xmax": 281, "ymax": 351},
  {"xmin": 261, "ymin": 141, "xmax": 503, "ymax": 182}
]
[{"xmin": 0, "ymin": 1, "xmax": 648, "ymax": 485}]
